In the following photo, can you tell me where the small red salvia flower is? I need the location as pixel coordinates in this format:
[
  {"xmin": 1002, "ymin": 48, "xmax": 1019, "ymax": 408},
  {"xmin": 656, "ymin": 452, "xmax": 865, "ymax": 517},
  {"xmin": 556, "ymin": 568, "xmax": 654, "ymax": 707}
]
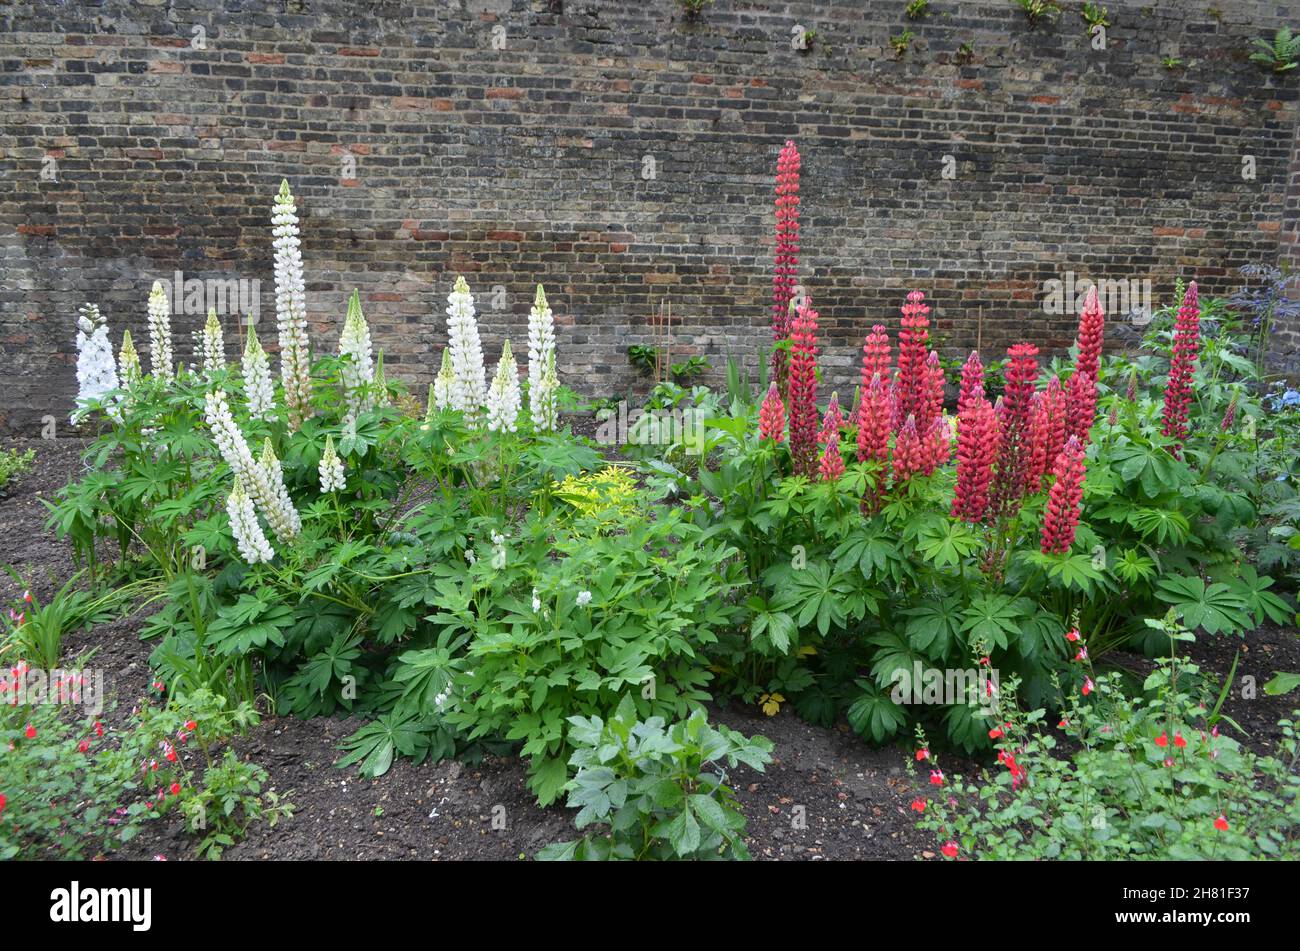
[
  {"xmin": 758, "ymin": 381, "xmax": 786, "ymax": 442},
  {"xmin": 910, "ymin": 798, "xmax": 926, "ymax": 813},
  {"xmin": 1155, "ymin": 732, "xmax": 1169, "ymax": 748},
  {"xmin": 0, "ymin": 792, "xmax": 5, "ymax": 817},
  {"xmin": 1173, "ymin": 733, "xmax": 1187, "ymax": 749},
  {"xmin": 1040, "ymin": 436, "xmax": 1086, "ymax": 554},
  {"xmin": 929, "ymin": 769, "xmax": 945, "ymax": 786},
  {"xmin": 1082, "ymin": 677, "xmax": 1094, "ymax": 696},
  {"xmin": 24, "ymin": 724, "xmax": 35, "ymax": 739},
  {"xmin": 1213, "ymin": 815, "xmax": 1228, "ymax": 831},
  {"xmin": 916, "ymin": 748, "xmax": 929, "ymax": 761},
  {"xmin": 170, "ymin": 782, "xmax": 182, "ymax": 796},
  {"xmin": 941, "ymin": 841, "xmax": 958, "ymax": 859},
  {"xmin": 78, "ymin": 739, "xmax": 90, "ymax": 753},
  {"xmin": 988, "ymin": 727, "xmax": 1003, "ymax": 739},
  {"xmin": 1161, "ymin": 281, "xmax": 1200, "ymax": 457},
  {"xmin": 1065, "ymin": 629, "xmax": 1080, "ymax": 642},
  {"xmin": 184, "ymin": 720, "xmax": 197, "ymax": 732}
]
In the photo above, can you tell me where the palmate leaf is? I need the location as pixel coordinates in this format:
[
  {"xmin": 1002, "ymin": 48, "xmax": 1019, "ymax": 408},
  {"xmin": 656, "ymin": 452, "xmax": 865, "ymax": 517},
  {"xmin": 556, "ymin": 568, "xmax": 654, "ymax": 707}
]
[
  {"xmin": 336, "ymin": 710, "xmax": 438, "ymax": 778},
  {"xmin": 915, "ymin": 517, "xmax": 982, "ymax": 568},
  {"xmin": 846, "ymin": 679, "xmax": 908, "ymax": 743},
  {"xmin": 1022, "ymin": 550, "xmax": 1107, "ymax": 593},
  {"xmin": 959, "ymin": 593, "xmax": 1025, "ymax": 651},
  {"xmin": 1128, "ymin": 506, "xmax": 1190, "ymax": 545},
  {"xmin": 1223, "ymin": 565, "xmax": 1293, "ymax": 626},
  {"xmin": 207, "ymin": 593, "xmax": 294, "ymax": 655},
  {"xmin": 1155, "ymin": 575, "xmax": 1253, "ymax": 636},
  {"xmin": 902, "ymin": 595, "xmax": 964, "ymax": 658}
]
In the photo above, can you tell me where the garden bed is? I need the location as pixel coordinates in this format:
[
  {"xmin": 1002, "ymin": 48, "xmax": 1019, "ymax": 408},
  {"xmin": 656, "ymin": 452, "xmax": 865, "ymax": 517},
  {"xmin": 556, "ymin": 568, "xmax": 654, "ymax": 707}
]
[{"xmin": 3, "ymin": 436, "xmax": 1295, "ymax": 860}]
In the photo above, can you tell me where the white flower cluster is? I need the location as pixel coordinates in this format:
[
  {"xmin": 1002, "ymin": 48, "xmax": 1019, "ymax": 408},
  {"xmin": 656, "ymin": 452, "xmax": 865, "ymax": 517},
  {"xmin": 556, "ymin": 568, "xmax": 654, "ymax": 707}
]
[
  {"xmin": 486, "ymin": 339, "xmax": 521, "ymax": 433},
  {"xmin": 576, "ymin": 590, "xmax": 593, "ymax": 607},
  {"xmin": 445, "ymin": 276, "xmax": 487, "ymax": 424},
  {"xmin": 430, "ymin": 348, "xmax": 455, "ymax": 413},
  {"xmin": 204, "ymin": 389, "xmax": 301, "ymax": 543},
  {"xmin": 338, "ymin": 289, "xmax": 375, "ymax": 425},
  {"xmin": 147, "ymin": 282, "xmax": 174, "ymax": 381},
  {"xmin": 271, "ymin": 180, "xmax": 313, "ymax": 428},
  {"xmin": 241, "ymin": 327, "xmax": 276, "ymax": 420},
  {"xmin": 73, "ymin": 304, "xmax": 119, "ymax": 421},
  {"xmin": 527, "ymin": 284, "xmax": 559, "ymax": 431},
  {"xmin": 318, "ymin": 435, "xmax": 346, "ymax": 493},
  {"xmin": 490, "ymin": 530, "xmax": 507, "ymax": 570},
  {"xmin": 226, "ymin": 478, "xmax": 274, "ymax": 565},
  {"xmin": 200, "ymin": 309, "xmax": 226, "ymax": 376}
]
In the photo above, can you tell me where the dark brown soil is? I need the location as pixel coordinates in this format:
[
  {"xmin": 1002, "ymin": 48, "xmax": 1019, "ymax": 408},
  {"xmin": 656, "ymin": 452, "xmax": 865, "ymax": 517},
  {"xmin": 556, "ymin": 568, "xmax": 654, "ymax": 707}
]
[{"xmin": 2, "ymin": 435, "xmax": 1297, "ymax": 861}]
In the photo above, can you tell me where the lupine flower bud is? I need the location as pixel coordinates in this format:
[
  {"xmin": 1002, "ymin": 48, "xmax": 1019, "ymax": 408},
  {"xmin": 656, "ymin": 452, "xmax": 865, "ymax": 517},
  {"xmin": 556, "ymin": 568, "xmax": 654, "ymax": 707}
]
[
  {"xmin": 527, "ymin": 284, "xmax": 558, "ymax": 431},
  {"xmin": 339, "ymin": 289, "xmax": 375, "ymax": 424},
  {"xmin": 989, "ymin": 343, "xmax": 1038, "ymax": 516},
  {"xmin": 486, "ymin": 339, "xmax": 522, "ymax": 433},
  {"xmin": 431, "ymin": 348, "xmax": 455, "ymax": 412},
  {"xmin": 957, "ymin": 351, "xmax": 984, "ymax": 418},
  {"xmin": 818, "ymin": 436, "xmax": 845, "ymax": 482},
  {"xmin": 860, "ymin": 325, "xmax": 892, "ymax": 392},
  {"xmin": 788, "ymin": 301, "xmax": 820, "ymax": 476},
  {"xmin": 893, "ymin": 291, "xmax": 932, "ymax": 431},
  {"xmin": 1221, "ymin": 395, "xmax": 1237, "ymax": 432},
  {"xmin": 1074, "ymin": 285, "xmax": 1106, "ymax": 380},
  {"xmin": 952, "ymin": 396, "xmax": 999, "ymax": 522},
  {"xmin": 817, "ymin": 392, "xmax": 844, "ymax": 446},
  {"xmin": 893, "ymin": 414, "xmax": 925, "ymax": 483},
  {"xmin": 857, "ymin": 374, "xmax": 893, "ymax": 464},
  {"xmin": 771, "ymin": 140, "xmax": 801, "ymax": 388},
  {"xmin": 1161, "ymin": 281, "xmax": 1200, "ymax": 456},
  {"xmin": 1125, "ymin": 369, "xmax": 1138, "ymax": 403},
  {"xmin": 318, "ymin": 435, "xmax": 346, "ymax": 493},
  {"xmin": 200, "ymin": 308, "xmax": 226, "ymax": 376},
  {"xmin": 758, "ymin": 382, "xmax": 786, "ymax": 442},
  {"xmin": 446, "ymin": 276, "xmax": 488, "ymax": 425},
  {"xmin": 241, "ymin": 326, "xmax": 276, "ymax": 420},
  {"xmin": 271, "ymin": 180, "xmax": 313, "ymax": 429},
  {"xmin": 923, "ymin": 415, "xmax": 952, "ymax": 474},
  {"xmin": 1065, "ymin": 367, "xmax": 1097, "ymax": 447},
  {"xmin": 147, "ymin": 281, "xmax": 174, "ymax": 381},
  {"xmin": 226, "ymin": 478, "xmax": 274, "ymax": 565},
  {"xmin": 1041, "ymin": 436, "xmax": 1086, "ymax": 554},
  {"xmin": 119, "ymin": 330, "xmax": 142, "ymax": 389}
]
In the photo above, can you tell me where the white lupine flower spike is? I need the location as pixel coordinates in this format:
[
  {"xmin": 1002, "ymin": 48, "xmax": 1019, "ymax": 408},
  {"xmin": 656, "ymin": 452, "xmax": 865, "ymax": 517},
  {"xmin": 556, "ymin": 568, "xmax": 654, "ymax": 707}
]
[
  {"xmin": 527, "ymin": 284, "xmax": 558, "ymax": 431},
  {"xmin": 431, "ymin": 348, "xmax": 455, "ymax": 412},
  {"xmin": 242, "ymin": 326, "xmax": 276, "ymax": 420},
  {"xmin": 118, "ymin": 330, "xmax": 142, "ymax": 389},
  {"xmin": 338, "ymin": 289, "xmax": 375, "ymax": 424},
  {"xmin": 444, "ymin": 276, "xmax": 487, "ymax": 424},
  {"xmin": 226, "ymin": 478, "xmax": 274, "ymax": 565},
  {"xmin": 204, "ymin": 390, "xmax": 301, "ymax": 542},
  {"xmin": 73, "ymin": 304, "xmax": 119, "ymax": 421},
  {"xmin": 318, "ymin": 435, "xmax": 346, "ymax": 493},
  {"xmin": 147, "ymin": 281, "xmax": 174, "ymax": 381},
  {"xmin": 486, "ymin": 339, "xmax": 522, "ymax": 433},
  {"xmin": 200, "ymin": 308, "xmax": 226, "ymax": 377},
  {"xmin": 271, "ymin": 180, "xmax": 313, "ymax": 429}
]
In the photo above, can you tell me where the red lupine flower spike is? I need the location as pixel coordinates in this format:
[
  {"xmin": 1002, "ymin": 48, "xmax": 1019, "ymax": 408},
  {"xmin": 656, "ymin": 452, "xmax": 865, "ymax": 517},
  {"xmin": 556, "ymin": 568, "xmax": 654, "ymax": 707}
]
[
  {"xmin": 1074, "ymin": 285, "xmax": 1106, "ymax": 380},
  {"xmin": 956, "ymin": 350, "xmax": 984, "ymax": 417},
  {"xmin": 1041, "ymin": 435, "xmax": 1086, "ymax": 554},
  {"xmin": 1161, "ymin": 281, "xmax": 1200, "ymax": 457},
  {"xmin": 952, "ymin": 396, "xmax": 999, "ymax": 522},
  {"xmin": 817, "ymin": 392, "xmax": 844, "ymax": 446},
  {"xmin": 758, "ymin": 382, "xmax": 786, "ymax": 442},
  {"xmin": 893, "ymin": 290, "xmax": 932, "ymax": 431},
  {"xmin": 770, "ymin": 140, "xmax": 801, "ymax": 388},
  {"xmin": 818, "ymin": 436, "xmax": 845, "ymax": 482},
  {"xmin": 989, "ymin": 343, "xmax": 1039, "ymax": 516},
  {"xmin": 893, "ymin": 415, "xmax": 925, "ymax": 483},
  {"xmin": 860, "ymin": 324, "xmax": 892, "ymax": 392},
  {"xmin": 788, "ymin": 301, "xmax": 820, "ymax": 476}
]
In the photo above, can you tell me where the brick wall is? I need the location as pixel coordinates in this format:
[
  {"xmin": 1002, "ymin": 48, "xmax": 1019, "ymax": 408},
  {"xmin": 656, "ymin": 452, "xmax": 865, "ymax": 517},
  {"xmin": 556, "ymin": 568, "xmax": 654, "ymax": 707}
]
[{"xmin": 2, "ymin": 0, "xmax": 1299, "ymax": 432}]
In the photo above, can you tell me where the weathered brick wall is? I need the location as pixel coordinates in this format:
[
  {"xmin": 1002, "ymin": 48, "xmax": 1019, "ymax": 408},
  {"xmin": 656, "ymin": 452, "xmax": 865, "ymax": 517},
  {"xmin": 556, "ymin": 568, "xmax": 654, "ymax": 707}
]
[{"xmin": 3, "ymin": 0, "xmax": 1299, "ymax": 433}]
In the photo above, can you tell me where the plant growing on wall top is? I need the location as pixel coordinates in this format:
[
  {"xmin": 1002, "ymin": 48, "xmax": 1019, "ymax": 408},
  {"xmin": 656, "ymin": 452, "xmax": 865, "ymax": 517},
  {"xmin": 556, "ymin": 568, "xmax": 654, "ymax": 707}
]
[
  {"xmin": 676, "ymin": 0, "xmax": 712, "ymax": 20},
  {"xmin": 1013, "ymin": 0, "xmax": 1061, "ymax": 28},
  {"xmin": 1249, "ymin": 27, "xmax": 1300, "ymax": 74},
  {"xmin": 905, "ymin": 0, "xmax": 931, "ymax": 19}
]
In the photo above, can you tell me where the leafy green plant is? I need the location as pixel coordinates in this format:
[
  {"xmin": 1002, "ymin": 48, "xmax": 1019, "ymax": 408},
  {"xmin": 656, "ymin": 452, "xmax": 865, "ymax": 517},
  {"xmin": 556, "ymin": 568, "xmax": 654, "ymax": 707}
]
[
  {"xmin": 1013, "ymin": 0, "xmax": 1061, "ymax": 27},
  {"xmin": 676, "ymin": 0, "xmax": 712, "ymax": 20},
  {"xmin": 0, "ymin": 447, "xmax": 34, "ymax": 493},
  {"xmin": 905, "ymin": 0, "xmax": 931, "ymax": 19},
  {"xmin": 891, "ymin": 30, "xmax": 915, "ymax": 56},
  {"xmin": 912, "ymin": 616, "xmax": 1300, "ymax": 859},
  {"xmin": 1249, "ymin": 27, "xmax": 1300, "ymax": 74},
  {"xmin": 1080, "ymin": 2, "xmax": 1109, "ymax": 29},
  {"xmin": 537, "ymin": 696, "xmax": 772, "ymax": 860},
  {"xmin": 1162, "ymin": 55, "xmax": 1184, "ymax": 70},
  {"xmin": 3, "ymin": 570, "xmax": 133, "ymax": 670},
  {"xmin": 627, "ymin": 345, "xmax": 659, "ymax": 375}
]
